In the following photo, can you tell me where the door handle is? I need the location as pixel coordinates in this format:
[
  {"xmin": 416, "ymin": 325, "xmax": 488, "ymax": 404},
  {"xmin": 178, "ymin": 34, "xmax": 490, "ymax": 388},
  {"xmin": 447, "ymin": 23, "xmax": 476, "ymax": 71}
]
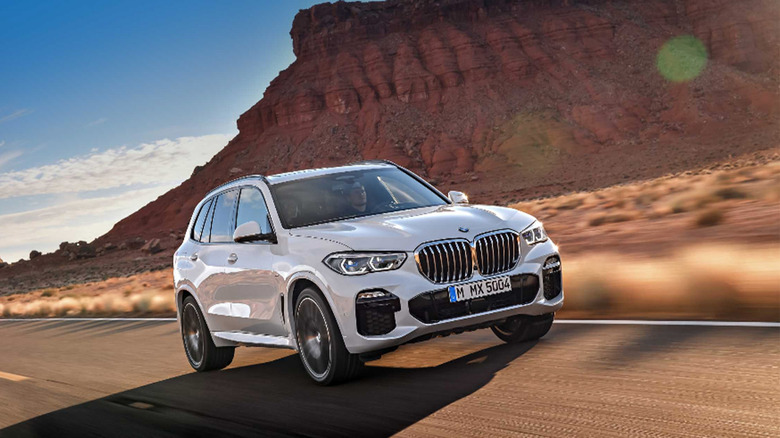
[
  {"xmin": 190, "ymin": 253, "xmax": 198, "ymax": 261},
  {"xmin": 227, "ymin": 253, "xmax": 238, "ymax": 264}
]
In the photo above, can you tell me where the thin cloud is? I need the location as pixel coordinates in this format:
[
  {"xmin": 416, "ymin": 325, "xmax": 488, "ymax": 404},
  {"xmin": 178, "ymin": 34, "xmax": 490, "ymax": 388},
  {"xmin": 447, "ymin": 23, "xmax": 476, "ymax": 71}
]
[
  {"xmin": 0, "ymin": 186, "xmax": 171, "ymax": 261},
  {"xmin": 0, "ymin": 133, "xmax": 231, "ymax": 199},
  {"xmin": 0, "ymin": 109, "xmax": 33, "ymax": 124},
  {"xmin": 86, "ymin": 117, "xmax": 108, "ymax": 127},
  {"xmin": 0, "ymin": 150, "xmax": 23, "ymax": 169},
  {"xmin": 0, "ymin": 141, "xmax": 5, "ymax": 148}
]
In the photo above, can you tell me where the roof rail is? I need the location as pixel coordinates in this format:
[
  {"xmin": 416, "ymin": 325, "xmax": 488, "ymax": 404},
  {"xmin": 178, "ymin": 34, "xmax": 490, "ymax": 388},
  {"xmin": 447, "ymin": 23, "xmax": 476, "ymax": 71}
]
[
  {"xmin": 346, "ymin": 159, "xmax": 398, "ymax": 167},
  {"xmin": 207, "ymin": 174, "xmax": 266, "ymax": 195}
]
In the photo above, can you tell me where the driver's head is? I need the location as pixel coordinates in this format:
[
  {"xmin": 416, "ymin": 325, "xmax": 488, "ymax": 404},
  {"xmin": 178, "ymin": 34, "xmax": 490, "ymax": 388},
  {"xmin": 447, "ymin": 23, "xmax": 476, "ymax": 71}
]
[
  {"xmin": 348, "ymin": 181, "xmax": 367, "ymax": 212},
  {"xmin": 283, "ymin": 199, "xmax": 299, "ymax": 219}
]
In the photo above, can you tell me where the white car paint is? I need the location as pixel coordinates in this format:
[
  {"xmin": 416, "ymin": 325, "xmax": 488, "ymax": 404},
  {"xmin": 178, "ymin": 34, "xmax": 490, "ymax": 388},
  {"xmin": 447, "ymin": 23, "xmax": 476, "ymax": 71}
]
[{"xmin": 173, "ymin": 162, "xmax": 563, "ymax": 354}]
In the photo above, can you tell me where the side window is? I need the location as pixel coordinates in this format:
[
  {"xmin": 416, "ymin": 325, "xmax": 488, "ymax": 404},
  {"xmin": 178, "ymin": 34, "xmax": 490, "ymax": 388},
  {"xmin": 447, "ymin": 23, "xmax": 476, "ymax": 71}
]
[
  {"xmin": 236, "ymin": 187, "xmax": 272, "ymax": 234},
  {"xmin": 191, "ymin": 198, "xmax": 214, "ymax": 242},
  {"xmin": 203, "ymin": 198, "xmax": 217, "ymax": 243},
  {"xmin": 209, "ymin": 190, "xmax": 239, "ymax": 243}
]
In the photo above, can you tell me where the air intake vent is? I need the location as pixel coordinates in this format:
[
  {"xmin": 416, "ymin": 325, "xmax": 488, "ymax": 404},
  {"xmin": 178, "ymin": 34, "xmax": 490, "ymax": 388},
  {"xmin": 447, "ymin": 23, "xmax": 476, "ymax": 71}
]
[
  {"xmin": 475, "ymin": 231, "xmax": 520, "ymax": 276},
  {"xmin": 409, "ymin": 274, "xmax": 539, "ymax": 323},
  {"xmin": 416, "ymin": 240, "xmax": 473, "ymax": 284},
  {"xmin": 543, "ymin": 256, "xmax": 562, "ymax": 300}
]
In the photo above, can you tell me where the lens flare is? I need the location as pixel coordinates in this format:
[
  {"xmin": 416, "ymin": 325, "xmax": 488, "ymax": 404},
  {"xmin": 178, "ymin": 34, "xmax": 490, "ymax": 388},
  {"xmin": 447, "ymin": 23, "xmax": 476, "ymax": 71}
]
[{"xmin": 656, "ymin": 35, "xmax": 708, "ymax": 82}]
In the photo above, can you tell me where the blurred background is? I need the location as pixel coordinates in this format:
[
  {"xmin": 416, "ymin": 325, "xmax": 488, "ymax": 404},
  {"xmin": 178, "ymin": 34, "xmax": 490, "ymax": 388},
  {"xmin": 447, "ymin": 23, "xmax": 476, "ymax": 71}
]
[{"xmin": 0, "ymin": 0, "xmax": 778, "ymax": 322}]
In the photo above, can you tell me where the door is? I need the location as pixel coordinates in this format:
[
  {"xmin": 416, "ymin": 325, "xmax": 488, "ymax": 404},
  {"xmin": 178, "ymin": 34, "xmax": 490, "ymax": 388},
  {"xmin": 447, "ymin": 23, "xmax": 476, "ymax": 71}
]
[
  {"xmin": 196, "ymin": 189, "xmax": 241, "ymax": 332},
  {"xmin": 175, "ymin": 196, "xmax": 214, "ymax": 305},
  {"xmin": 214, "ymin": 186, "xmax": 286, "ymax": 336}
]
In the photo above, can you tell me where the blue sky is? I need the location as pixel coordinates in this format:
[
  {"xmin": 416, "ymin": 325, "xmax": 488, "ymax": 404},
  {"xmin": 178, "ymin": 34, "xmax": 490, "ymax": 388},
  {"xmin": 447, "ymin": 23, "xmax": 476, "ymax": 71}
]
[{"xmin": 0, "ymin": 0, "xmax": 322, "ymax": 262}]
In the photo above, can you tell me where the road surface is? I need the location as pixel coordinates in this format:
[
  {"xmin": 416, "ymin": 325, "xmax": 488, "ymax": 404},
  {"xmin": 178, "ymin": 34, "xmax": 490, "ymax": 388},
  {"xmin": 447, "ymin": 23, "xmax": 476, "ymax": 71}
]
[{"xmin": 0, "ymin": 319, "xmax": 777, "ymax": 437}]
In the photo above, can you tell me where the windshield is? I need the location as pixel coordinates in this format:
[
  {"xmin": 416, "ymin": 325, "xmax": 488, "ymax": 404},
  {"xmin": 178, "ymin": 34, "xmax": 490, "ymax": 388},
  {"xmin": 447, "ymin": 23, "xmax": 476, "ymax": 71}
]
[{"xmin": 270, "ymin": 168, "xmax": 448, "ymax": 228}]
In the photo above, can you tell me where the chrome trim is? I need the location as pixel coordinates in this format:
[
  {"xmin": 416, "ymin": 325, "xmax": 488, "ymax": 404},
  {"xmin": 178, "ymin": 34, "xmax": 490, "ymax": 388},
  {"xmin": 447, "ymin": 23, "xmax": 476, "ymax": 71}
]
[
  {"xmin": 502, "ymin": 233, "xmax": 509, "ymax": 270},
  {"xmin": 441, "ymin": 243, "xmax": 449, "ymax": 283},
  {"xmin": 447, "ymin": 243, "xmax": 454, "ymax": 282},
  {"xmin": 414, "ymin": 229, "xmax": 521, "ymax": 284},
  {"xmin": 434, "ymin": 245, "xmax": 443, "ymax": 283},
  {"xmin": 483, "ymin": 235, "xmax": 490, "ymax": 273},
  {"xmin": 492, "ymin": 234, "xmax": 499, "ymax": 273},
  {"xmin": 206, "ymin": 174, "xmax": 266, "ymax": 197},
  {"xmin": 473, "ymin": 229, "xmax": 521, "ymax": 277},
  {"xmin": 414, "ymin": 238, "xmax": 473, "ymax": 284}
]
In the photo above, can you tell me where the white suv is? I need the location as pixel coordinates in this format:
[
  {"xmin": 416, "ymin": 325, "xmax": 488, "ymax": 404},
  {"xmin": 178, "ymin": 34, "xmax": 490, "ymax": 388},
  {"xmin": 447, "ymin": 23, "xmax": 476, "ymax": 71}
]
[{"xmin": 174, "ymin": 161, "xmax": 563, "ymax": 384}]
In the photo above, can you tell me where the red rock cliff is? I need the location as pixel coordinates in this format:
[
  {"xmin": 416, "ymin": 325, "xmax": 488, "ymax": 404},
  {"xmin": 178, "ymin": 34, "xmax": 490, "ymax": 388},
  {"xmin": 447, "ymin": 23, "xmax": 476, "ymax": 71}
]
[{"xmin": 102, "ymin": 0, "xmax": 779, "ymax": 243}]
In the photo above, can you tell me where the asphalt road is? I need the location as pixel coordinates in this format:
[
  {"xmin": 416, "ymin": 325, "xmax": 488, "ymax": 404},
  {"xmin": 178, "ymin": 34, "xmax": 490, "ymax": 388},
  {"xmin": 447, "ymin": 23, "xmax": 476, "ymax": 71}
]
[{"xmin": 0, "ymin": 320, "xmax": 777, "ymax": 437}]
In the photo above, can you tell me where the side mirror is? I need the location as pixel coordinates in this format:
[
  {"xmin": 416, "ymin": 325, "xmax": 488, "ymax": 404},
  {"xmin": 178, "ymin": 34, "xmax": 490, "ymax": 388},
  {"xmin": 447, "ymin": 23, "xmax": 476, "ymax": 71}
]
[
  {"xmin": 233, "ymin": 220, "xmax": 276, "ymax": 243},
  {"xmin": 448, "ymin": 190, "xmax": 469, "ymax": 204}
]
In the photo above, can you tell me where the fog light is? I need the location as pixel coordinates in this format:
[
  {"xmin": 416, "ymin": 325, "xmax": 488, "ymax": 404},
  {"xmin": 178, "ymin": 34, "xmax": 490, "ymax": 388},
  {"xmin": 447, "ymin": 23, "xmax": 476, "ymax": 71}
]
[
  {"xmin": 542, "ymin": 256, "xmax": 562, "ymax": 300},
  {"xmin": 543, "ymin": 256, "xmax": 561, "ymax": 270},
  {"xmin": 356, "ymin": 290, "xmax": 400, "ymax": 336},
  {"xmin": 357, "ymin": 290, "xmax": 391, "ymax": 301}
]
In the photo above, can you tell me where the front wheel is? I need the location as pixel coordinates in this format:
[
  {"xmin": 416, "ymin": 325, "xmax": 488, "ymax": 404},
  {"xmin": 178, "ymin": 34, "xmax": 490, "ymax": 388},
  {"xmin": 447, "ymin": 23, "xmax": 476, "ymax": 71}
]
[
  {"xmin": 491, "ymin": 313, "xmax": 554, "ymax": 343},
  {"xmin": 180, "ymin": 296, "xmax": 234, "ymax": 372},
  {"xmin": 295, "ymin": 287, "xmax": 363, "ymax": 385}
]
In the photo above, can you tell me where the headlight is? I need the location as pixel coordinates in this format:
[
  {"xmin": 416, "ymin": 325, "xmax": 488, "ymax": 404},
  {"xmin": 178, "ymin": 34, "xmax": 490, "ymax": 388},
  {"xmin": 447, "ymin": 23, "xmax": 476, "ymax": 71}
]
[
  {"xmin": 324, "ymin": 252, "xmax": 407, "ymax": 275},
  {"xmin": 521, "ymin": 222, "xmax": 548, "ymax": 245}
]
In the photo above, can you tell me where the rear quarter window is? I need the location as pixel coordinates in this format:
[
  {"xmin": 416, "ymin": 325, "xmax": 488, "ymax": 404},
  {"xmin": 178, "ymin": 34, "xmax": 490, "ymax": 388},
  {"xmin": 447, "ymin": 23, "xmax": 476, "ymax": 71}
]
[{"xmin": 191, "ymin": 198, "xmax": 214, "ymax": 242}]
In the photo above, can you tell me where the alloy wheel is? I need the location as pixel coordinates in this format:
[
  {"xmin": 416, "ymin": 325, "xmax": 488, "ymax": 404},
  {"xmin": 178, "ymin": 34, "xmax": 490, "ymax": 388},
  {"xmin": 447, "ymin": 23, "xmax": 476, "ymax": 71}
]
[
  {"xmin": 296, "ymin": 297, "xmax": 332, "ymax": 380},
  {"xmin": 182, "ymin": 302, "xmax": 204, "ymax": 367}
]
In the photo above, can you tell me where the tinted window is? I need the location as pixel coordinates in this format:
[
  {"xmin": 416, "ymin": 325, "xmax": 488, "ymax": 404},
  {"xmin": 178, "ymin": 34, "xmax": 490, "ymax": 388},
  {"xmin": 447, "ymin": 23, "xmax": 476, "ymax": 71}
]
[
  {"xmin": 270, "ymin": 168, "xmax": 447, "ymax": 228},
  {"xmin": 379, "ymin": 173, "xmax": 435, "ymax": 204},
  {"xmin": 202, "ymin": 199, "xmax": 217, "ymax": 243},
  {"xmin": 236, "ymin": 187, "xmax": 272, "ymax": 234},
  {"xmin": 209, "ymin": 190, "xmax": 238, "ymax": 243},
  {"xmin": 191, "ymin": 198, "xmax": 214, "ymax": 242}
]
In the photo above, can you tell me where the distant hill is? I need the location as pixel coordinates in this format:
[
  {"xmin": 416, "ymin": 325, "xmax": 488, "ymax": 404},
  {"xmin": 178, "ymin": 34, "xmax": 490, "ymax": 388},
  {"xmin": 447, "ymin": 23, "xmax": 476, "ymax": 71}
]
[
  {"xmin": 99, "ymin": 0, "xmax": 778, "ymax": 245},
  {"xmin": 4, "ymin": 0, "xmax": 778, "ymax": 294}
]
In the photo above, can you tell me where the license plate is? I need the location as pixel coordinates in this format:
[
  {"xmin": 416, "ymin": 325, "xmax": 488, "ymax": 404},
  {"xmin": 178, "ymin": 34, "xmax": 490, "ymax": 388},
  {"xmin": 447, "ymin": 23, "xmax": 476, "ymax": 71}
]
[{"xmin": 448, "ymin": 276, "xmax": 512, "ymax": 303}]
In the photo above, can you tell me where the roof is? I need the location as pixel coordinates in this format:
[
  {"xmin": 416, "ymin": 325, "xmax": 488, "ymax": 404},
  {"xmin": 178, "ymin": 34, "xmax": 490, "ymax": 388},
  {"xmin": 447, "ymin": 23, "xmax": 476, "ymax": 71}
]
[
  {"xmin": 265, "ymin": 161, "xmax": 396, "ymax": 184},
  {"xmin": 204, "ymin": 174, "xmax": 266, "ymax": 196}
]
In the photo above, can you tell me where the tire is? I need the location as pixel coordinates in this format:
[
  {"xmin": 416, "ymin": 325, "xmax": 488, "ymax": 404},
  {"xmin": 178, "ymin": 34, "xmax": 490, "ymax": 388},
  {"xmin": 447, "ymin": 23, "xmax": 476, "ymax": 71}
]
[
  {"xmin": 491, "ymin": 313, "xmax": 555, "ymax": 343},
  {"xmin": 294, "ymin": 287, "xmax": 363, "ymax": 385},
  {"xmin": 180, "ymin": 296, "xmax": 235, "ymax": 372}
]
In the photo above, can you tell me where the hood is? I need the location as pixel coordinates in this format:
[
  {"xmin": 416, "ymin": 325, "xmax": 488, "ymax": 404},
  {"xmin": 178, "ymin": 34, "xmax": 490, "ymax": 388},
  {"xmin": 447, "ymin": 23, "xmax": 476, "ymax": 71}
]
[{"xmin": 290, "ymin": 204, "xmax": 536, "ymax": 251}]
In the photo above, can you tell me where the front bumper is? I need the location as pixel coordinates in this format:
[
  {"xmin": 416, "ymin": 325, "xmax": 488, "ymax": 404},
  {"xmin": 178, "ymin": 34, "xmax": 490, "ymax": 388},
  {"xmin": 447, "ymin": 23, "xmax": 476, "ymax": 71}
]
[{"xmin": 321, "ymin": 239, "xmax": 563, "ymax": 354}]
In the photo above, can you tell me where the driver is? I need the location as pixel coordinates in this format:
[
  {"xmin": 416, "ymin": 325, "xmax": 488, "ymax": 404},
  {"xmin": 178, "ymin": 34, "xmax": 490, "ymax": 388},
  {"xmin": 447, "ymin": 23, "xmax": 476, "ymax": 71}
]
[
  {"xmin": 282, "ymin": 198, "xmax": 300, "ymax": 222},
  {"xmin": 345, "ymin": 181, "xmax": 367, "ymax": 214}
]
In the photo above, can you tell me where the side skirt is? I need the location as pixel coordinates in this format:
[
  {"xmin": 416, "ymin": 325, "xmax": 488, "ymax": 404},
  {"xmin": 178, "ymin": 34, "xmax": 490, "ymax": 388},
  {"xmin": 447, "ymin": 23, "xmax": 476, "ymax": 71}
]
[{"xmin": 213, "ymin": 331, "xmax": 295, "ymax": 350}]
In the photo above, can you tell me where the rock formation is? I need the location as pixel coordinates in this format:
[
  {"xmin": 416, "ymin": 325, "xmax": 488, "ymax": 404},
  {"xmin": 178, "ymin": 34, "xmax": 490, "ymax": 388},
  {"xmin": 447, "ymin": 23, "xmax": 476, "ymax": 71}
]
[
  {"xmin": 140, "ymin": 239, "xmax": 164, "ymax": 255},
  {"xmin": 96, "ymin": 0, "xmax": 778, "ymax": 244},
  {"xmin": 57, "ymin": 241, "xmax": 97, "ymax": 260}
]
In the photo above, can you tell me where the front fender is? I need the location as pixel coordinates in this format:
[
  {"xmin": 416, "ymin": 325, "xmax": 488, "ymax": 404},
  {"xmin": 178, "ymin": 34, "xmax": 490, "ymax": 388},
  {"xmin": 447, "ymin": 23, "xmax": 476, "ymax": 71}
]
[{"xmin": 285, "ymin": 269, "xmax": 348, "ymax": 351}]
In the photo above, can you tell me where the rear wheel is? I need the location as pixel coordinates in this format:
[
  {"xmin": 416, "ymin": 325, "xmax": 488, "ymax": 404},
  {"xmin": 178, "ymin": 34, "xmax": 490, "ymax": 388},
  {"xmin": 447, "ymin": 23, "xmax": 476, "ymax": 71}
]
[
  {"xmin": 295, "ymin": 287, "xmax": 362, "ymax": 385},
  {"xmin": 491, "ymin": 313, "xmax": 554, "ymax": 343},
  {"xmin": 181, "ymin": 296, "xmax": 234, "ymax": 372}
]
